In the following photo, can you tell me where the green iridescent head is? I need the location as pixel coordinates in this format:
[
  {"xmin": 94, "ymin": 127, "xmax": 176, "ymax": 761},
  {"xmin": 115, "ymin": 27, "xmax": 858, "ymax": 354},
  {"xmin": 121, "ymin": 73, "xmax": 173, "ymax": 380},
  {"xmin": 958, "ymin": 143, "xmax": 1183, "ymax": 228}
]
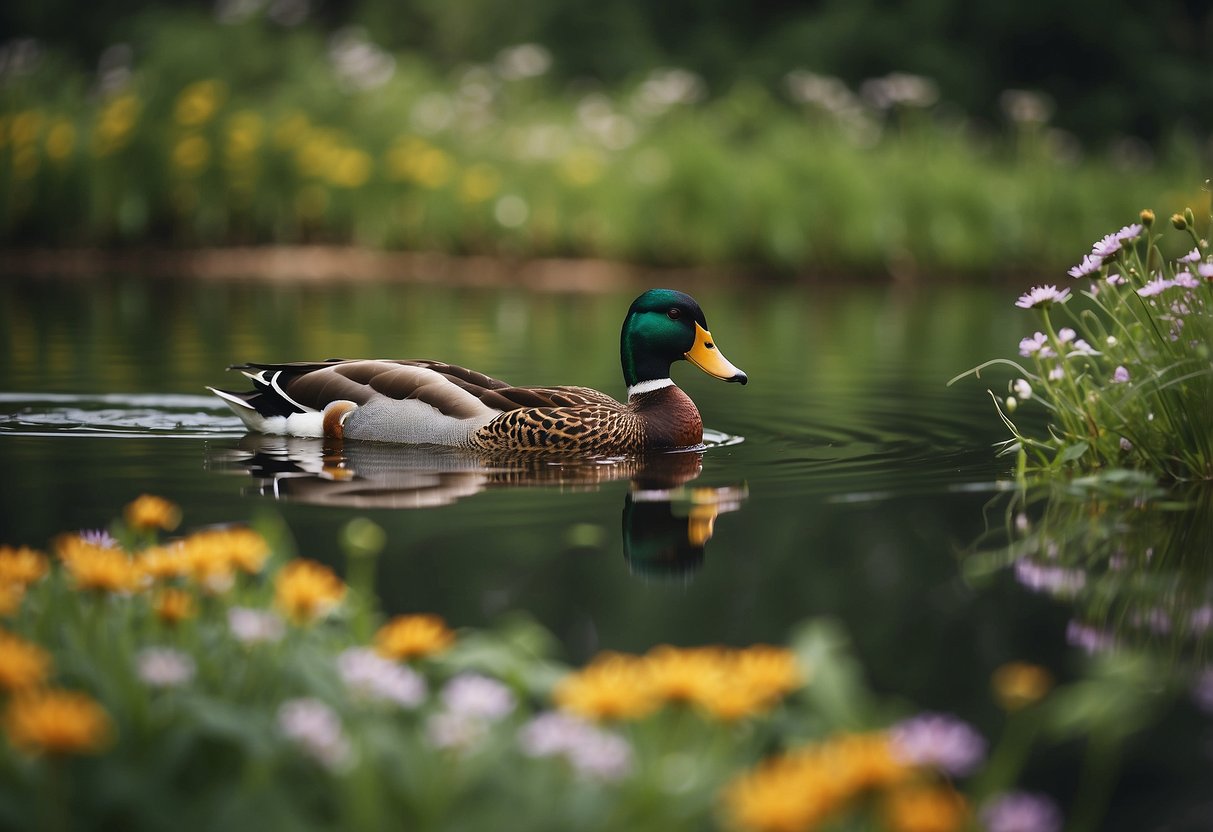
[{"xmin": 619, "ymin": 289, "xmax": 748, "ymax": 390}]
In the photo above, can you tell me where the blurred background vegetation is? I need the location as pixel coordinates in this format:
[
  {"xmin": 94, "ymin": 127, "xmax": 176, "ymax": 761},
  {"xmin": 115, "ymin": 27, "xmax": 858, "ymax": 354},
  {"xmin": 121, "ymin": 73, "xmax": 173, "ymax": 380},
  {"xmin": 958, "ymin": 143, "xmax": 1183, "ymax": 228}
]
[{"xmin": 0, "ymin": 0, "xmax": 1209, "ymax": 276}]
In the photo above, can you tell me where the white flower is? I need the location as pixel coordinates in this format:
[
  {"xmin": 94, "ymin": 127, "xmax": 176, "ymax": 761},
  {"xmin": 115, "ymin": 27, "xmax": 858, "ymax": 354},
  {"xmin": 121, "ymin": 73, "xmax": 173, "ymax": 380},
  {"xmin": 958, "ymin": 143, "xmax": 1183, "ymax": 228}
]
[
  {"xmin": 1012, "ymin": 379, "xmax": 1032, "ymax": 400},
  {"xmin": 1067, "ymin": 253, "xmax": 1103, "ymax": 278},
  {"xmin": 518, "ymin": 712, "xmax": 633, "ymax": 782},
  {"xmin": 136, "ymin": 647, "xmax": 195, "ymax": 689},
  {"xmin": 440, "ymin": 673, "xmax": 516, "ymax": 720},
  {"xmin": 1018, "ymin": 332, "xmax": 1053, "ymax": 358},
  {"xmin": 228, "ymin": 607, "xmax": 286, "ymax": 645},
  {"xmin": 425, "ymin": 711, "xmax": 488, "ymax": 751},
  {"xmin": 1015, "ymin": 285, "xmax": 1070, "ymax": 309},
  {"xmin": 277, "ymin": 698, "xmax": 354, "ymax": 771},
  {"xmin": 337, "ymin": 648, "xmax": 426, "ymax": 708}
]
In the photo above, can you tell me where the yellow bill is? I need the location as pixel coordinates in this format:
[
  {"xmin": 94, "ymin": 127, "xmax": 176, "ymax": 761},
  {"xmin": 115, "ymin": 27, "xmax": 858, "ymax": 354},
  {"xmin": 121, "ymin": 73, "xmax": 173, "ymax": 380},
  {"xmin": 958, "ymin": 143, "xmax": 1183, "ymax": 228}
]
[{"xmin": 685, "ymin": 322, "xmax": 748, "ymax": 384}]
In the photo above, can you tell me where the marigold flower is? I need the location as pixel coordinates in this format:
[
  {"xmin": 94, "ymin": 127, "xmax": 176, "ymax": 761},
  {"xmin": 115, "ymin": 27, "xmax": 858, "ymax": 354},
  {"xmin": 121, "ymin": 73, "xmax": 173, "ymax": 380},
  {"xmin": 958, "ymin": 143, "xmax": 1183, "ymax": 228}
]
[
  {"xmin": 991, "ymin": 662, "xmax": 1053, "ymax": 711},
  {"xmin": 57, "ymin": 537, "xmax": 140, "ymax": 594},
  {"xmin": 137, "ymin": 544, "xmax": 192, "ymax": 583},
  {"xmin": 153, "ymin": 588, "xmax": 196, "ymax": 625},
  {"xmin": 644, "ymin": 645, "xmax": 727, "ymax": 705},
  {"xmin": 4, "ymin": 689, "xmax": 112, "ymax": 755},
  {"xmin": 883, "ymin": 784, "xmax": 969, "ymax": 832},
  {"xmin": 183, "ymin": 526, "xmax": 270, "ymax": 578},
  {"xmin": 0, "ymin": 631, "xmax": 51, "ymax": 692},
  {"xmin": 274, "ymin": 559, "xmax": 346, "ymax": 624},
  {"xmin": 0, "ymin": 546, "xmax": 49, "ymax": 587},
  {"xmin": 374, "ymin": 613, "xmax": 455, "ymax": 660},
  {"xmin": 124, "ymin": 494, "xmax": 181, "ymax": 532},
  {"xmin": 553, "ymin": 652, "xmax": 659, "ymax": 721},
  {"xmin": 721, "ymin": 754, "xmax": 840, "ymax": 832},
  {"xmin": 733, "ymin": 644, "xmax": 805, "ymax": 702},
  {"xmin": 175, "ymin": 80, "xmax": 226, "ymax": 127},
  {"xmin": 0, "ymin": 584, "xmax": 24, "ymax": 617}
]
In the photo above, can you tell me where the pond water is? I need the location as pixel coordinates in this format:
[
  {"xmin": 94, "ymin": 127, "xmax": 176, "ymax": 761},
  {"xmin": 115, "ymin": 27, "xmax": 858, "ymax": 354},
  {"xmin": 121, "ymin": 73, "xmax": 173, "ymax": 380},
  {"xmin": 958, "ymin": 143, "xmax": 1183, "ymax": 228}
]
[{"xmin": 1, "ymin": 274, "xmax": 1210, "ymax": 827}]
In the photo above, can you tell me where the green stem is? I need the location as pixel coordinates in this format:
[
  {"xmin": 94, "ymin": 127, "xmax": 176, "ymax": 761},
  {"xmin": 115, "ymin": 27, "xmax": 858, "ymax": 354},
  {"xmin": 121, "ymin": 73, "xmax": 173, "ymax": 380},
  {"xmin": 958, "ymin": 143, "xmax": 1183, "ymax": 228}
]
[{"xmin": 1067, "ymin": 734, "xmax": 1122, "ymax": 832}]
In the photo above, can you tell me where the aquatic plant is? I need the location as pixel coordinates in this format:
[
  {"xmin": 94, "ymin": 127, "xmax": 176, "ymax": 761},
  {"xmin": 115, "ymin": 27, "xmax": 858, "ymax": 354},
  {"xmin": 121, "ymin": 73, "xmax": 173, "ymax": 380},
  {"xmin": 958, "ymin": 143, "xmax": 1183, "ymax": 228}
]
[
  {"xmin": 0, "ymin": 497, "xmax": 1186, "ymax": 831},
  {"xmin": 957, "ymin": 192, "xmax": 1213, "ymax": 480}
]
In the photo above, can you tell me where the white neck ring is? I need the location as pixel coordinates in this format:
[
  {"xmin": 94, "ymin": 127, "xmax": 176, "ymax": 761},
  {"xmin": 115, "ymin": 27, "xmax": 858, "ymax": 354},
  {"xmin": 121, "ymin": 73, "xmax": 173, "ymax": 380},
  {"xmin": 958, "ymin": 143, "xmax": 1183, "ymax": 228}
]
[{"xmin": 627, "ymin": 378, "xmax": 674, "ymax": 398}]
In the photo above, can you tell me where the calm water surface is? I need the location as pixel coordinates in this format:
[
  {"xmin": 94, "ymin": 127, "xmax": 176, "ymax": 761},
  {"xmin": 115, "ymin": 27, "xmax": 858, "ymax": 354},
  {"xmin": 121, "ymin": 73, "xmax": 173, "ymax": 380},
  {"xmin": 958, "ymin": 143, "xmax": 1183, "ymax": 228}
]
[{"xmin": 1, "ymin": 274, "xmax": 1209, "ymax": 827}]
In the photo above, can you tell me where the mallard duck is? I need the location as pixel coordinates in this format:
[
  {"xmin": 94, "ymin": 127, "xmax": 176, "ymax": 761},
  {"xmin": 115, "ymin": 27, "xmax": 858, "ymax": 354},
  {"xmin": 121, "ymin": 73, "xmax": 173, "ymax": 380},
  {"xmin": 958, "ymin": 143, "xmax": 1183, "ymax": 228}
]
[{"xmin": 208, "ymin": 288, "xmax": 747, "ymax": 453}]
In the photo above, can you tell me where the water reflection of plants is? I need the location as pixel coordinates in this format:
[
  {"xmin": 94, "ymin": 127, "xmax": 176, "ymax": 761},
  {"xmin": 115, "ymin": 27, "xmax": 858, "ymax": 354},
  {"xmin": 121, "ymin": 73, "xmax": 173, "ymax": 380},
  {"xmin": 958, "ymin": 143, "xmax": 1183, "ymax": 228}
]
[
  {"xmin": 968, "ymin": 471, "xmax": 1213, "ymax": 662},
  {"xmin": 1, "ymin": 496, "xmax": 1190, "ymax": 832}
]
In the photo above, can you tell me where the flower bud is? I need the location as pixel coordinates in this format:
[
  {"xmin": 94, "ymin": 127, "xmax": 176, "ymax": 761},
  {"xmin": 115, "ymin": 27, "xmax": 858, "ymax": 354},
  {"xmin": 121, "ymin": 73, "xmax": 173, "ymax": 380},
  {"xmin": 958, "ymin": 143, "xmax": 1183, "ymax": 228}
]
[
  {"xmin": 1171, "ymin": 213, "xmax": 1187, "ymax": 230},
  {"xmin": 1139, "ymin": 208, "xmax": 1154, "ymax": 227},
  {"xmin": 1005, "ymin": 396, "xmax": 1018, "ymax": 413},
  {"xmin": 1184, "ymin": 207, "xmax": 1196, "ymax": 228}
]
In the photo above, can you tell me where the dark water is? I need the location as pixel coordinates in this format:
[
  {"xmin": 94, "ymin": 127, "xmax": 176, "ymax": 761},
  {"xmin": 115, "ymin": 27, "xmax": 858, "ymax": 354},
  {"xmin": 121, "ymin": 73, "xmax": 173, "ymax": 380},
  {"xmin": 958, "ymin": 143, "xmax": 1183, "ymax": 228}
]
[{"xmin": 1, "ymin": 274, "xmax": 1210, "ymax": 827}]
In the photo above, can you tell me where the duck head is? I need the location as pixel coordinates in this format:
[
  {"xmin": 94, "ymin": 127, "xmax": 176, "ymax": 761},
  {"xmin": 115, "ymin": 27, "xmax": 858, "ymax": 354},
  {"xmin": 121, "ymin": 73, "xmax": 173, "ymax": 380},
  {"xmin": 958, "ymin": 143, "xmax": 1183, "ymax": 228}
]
[{"xmin": 620, "ymin": 288, "xmax": 748, "ymax": 393}]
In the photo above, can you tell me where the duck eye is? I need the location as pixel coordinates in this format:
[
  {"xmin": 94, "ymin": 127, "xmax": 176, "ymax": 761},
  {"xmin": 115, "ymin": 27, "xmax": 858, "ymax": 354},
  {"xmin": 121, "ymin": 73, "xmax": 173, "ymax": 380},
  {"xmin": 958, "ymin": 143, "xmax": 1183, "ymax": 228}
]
[{"xmin": 667, "ymin": 308, "xmax": 682, "ymax": 320}]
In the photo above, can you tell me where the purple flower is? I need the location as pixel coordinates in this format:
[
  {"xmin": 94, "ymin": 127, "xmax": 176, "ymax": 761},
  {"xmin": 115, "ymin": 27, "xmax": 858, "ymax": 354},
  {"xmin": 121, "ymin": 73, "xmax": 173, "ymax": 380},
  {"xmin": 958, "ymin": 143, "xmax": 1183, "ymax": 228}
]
[
  {"xmin": 1067, "ymin": 254, "xmax": 1103, "ymax": 278},
  {"xmin": 889, "ymin": 712, "xmax": 986, "ymax": 776},
  {"xmin": 1137, "ymin": 276, "xmax": 1175, "ymax": 297},
  {"xmin": 1198, "ymin": 263, "xmax": 1213, "ymax": 280},
  {"xmin": 1016, "ymin": 285, "xmax": 1071, "ymax": 309},
  {"xmin": 1114, "ymin": 223, "xmax": 1143, "ymax": 243},
  {"xmin": 981, "ymin": 792, "xmax": 1064, "ymax": 832},
  {"xmin": 425, "ymin": 711, "xmax": 488, "ymax": 751},
  {"xmin": 1091, "ymin": 234, "xmax": 1123, "ymax": 258},
  {"xmin": 518, "ymin": 712, "xmax": 633, "ymax": 781},
  {"xmin": 228, "ymin": 607, "xmax": 286, "ymax": 646},
  {"xmin": 78, "ymin": 529, "xmax": 119, "ymax": 548},
  {"xmin": 1119, "ymin": 437, "xmax": 1132, "ymax": 452},
  {"xmin": 1105, "ymin": 272, "xmax": 1126, "ymax": 286},
  {"xmin": 277, "ymin": 698, "xmax": 354, "ymax": 771},
  {"xmin": 1014, "ymin": 559, "xmax": 1086, "ymax": 597},
  {"xmin": 1178, "ymin": 247, "xmax": 1201, "ymax": 264},
  {"xmin": 1112, "ymin": 366, "xmax": 1130, "ymax": 383},
  {"xmin": 1018, "ymin": 332, "xmax": 1053, "ymax": 358},
  {"xmin": 441, "ymin": 673, "xmax": 516, "ymax": 720},
  {"xmin": 1066, "ymin": 620, "xmax": 1117, "ymax": 654},
  {"xmin": 1174, "ymin": 270, "xmax": 1200, "ymax": 289},
  {"xmin": 337, "ymin": 648, "xmax": 426, "ymax": 708}
]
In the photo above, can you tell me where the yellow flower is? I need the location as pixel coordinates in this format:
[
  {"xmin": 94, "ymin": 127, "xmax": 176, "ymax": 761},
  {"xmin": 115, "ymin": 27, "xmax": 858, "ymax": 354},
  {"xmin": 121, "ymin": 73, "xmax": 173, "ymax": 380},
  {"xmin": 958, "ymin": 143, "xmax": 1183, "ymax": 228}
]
[
  {"xmin": 721, "ymin": 753, "xmax": 840, "ymax": 832},
  {"xmin": 56, "ymin": 536, "xmax": 140, "ymax": 594},
  {"xmin": 0, "ymin": 585, "xmax": 24, "ymax": 618},
  {"xmin": 328, "ymin": 148, "xmax": 372, "ymax": 188},
  {"xmin": 172, "ymin": 135, "xmax": 211, "ymax": 175},
  {"xmin": 553, "ymin": 652, "xmax": 659, "ymax": 721},
  {"xmin": 174, "ymin": 80, "xmax": 226, "ymax": 127},
  {"xmin": 224, "ymin": 110, "xmax": 263, "ymax": 160},
  {"xmin": 558, "ymin": 148, "xmax": 605, "ymax": 187},
  {"xmin": 44, "ymin": 120, "xmax": 76, "ymax": 163},
  {"xmin": 136, "ymin": 543, "xmax": 191, "ymax": 583},
  {"xmin": 183, "ymin": 527, "xmax": 270, "ymax": 577},
  {"xmin": 124, "ymin": 494, "xmax": 181, "ymax": 532},
  {"xmin": 4, "ymin": 689, "xmax": 112, "ymax": 756},
  {"xmin": 732, "ymin": 644, "xmax": 805, "ymax": 703},
  {"xmin": 991, "ymin": 661, "xmax": 1053, "ymax": 711},
  {"xmin": 374, "ymin": 614, "xmax": 455, "ymax": 660},
  {"xmin": 644, "ymin": 645, "xmax": 728, "ymax": 705},
  {"xmin": 0, "ymin": 545, "xmax": 49, "ymax": 587},
  {"xmin": 9, "ymin": 111, "xmax": 43, "ymax": 146},
  {"xmin": 386, "ymin": 137, "xmax": 453, "ymax": 188},
  {"xmin": 93, "ymin": 93, "xmax": 141, "ymax": 156},
  {"xmin": 274, "ymin": 559, "xmax": 346, "ymax": 624},
  {"xmin": 0, "ymin": 631, "xmax": 52, "ymax": 693},
  {"xmin": 720, "ymin": 732, "xmax": 910, "ymax": 832},
  {"xmin": 153, "ymin": 588, "xmax": 196, "ymax": 625},
  {"xmin": 459, "ymin": 164, "xmax": 501, "ymax": 203},
  {"xmin": 882, "ymin": 784, "xmax": 969, "ymax": 832}
]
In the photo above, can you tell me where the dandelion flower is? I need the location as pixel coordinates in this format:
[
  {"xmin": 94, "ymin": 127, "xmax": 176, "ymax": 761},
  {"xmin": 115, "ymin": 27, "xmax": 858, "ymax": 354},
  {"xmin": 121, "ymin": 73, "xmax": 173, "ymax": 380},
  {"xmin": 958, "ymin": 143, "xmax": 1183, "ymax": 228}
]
[
  {"xmin": 124, "ymin": 495, "xmax": 181, "ymax": 532},
  {"xmin": 136, "ymin": 647, "xmax": 196, "ymax": 689},
  {"xmin": 274, "ymin": 559, "xmax": 346, "ymax": 624},
  {"xmin": 889, "ymin": 713, "xmax": 986, "ymax": 777},
  {"xmin": 1066, "ymin": 254, "xmax": 1102, "ymax": 278},
  {"xmin": 980, "ymin": 792, "xmax": 1063, "ymax": 832},
  {"xmin": 0, "ymin": 631, "xmax": 51, "ymax": 692},
  {"xmin": 374, "ymin": 613, "xmax": 454, "ymax": 660},
  {"xmin": 1015, "ymin": 285, "xmax": 1069, "ymax": 309},
  {"xmin": 4, "ymin": 689, "xmax": 112, "ymax": 755}
]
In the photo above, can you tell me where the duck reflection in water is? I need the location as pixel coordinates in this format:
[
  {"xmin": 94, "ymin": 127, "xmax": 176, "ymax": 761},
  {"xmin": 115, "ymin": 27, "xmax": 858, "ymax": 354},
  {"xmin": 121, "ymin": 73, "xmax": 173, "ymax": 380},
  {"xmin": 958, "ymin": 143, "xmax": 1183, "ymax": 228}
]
[{"xmin": 209, "ymin": 435, "xmax": 746, "ymax": 578}]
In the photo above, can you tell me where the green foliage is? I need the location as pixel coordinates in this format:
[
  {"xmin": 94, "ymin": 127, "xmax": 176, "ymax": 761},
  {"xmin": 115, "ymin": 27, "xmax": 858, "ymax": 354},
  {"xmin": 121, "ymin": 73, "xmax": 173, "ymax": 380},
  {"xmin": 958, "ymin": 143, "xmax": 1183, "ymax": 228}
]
[{"xmin": 0, "ymin": 13, "xmax": 1205, "ymax": 272}]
